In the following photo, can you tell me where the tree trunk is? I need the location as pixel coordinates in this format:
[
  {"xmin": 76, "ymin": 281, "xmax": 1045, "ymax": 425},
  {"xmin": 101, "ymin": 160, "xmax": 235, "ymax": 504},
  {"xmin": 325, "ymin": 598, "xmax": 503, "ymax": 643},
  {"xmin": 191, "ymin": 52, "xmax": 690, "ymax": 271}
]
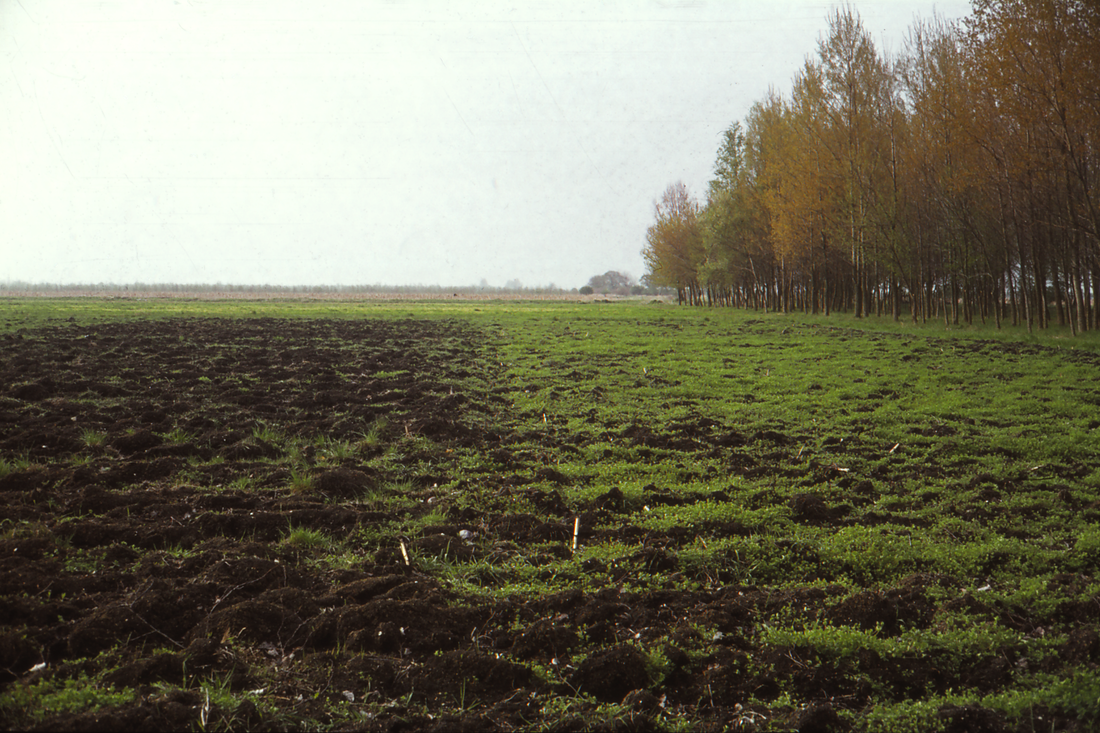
[{"xmin": 994, "ymin": 272, "xmax": 1002, "ymax": 330}]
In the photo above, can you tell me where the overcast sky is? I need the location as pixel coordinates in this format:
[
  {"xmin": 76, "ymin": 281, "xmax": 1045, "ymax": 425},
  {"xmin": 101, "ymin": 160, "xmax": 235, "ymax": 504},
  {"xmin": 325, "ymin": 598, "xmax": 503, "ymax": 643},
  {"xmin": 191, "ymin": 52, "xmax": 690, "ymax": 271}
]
[{"xmin": 2, "ymin": 0, "xmax": 971, "ymax": 289}]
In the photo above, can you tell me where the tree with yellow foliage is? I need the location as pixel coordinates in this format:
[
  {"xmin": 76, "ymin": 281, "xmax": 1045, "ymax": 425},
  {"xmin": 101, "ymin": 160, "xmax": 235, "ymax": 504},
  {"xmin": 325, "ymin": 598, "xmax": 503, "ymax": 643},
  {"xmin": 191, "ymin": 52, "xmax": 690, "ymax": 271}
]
[{"xmin": 642, "ymin": 182, "xmax": 705, "ymax": 305}]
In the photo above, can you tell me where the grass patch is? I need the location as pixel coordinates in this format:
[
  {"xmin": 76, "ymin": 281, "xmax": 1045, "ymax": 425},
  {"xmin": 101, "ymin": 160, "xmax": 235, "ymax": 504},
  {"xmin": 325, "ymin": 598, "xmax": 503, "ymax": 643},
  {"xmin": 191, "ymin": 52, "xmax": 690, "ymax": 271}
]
[
  {"xmin": 2, "ymin": 298, "xmax": 1099, "ymax": 730},
  {"xmin": 281, "ymin": 525, "xmax": 331, "ymax": 550}
]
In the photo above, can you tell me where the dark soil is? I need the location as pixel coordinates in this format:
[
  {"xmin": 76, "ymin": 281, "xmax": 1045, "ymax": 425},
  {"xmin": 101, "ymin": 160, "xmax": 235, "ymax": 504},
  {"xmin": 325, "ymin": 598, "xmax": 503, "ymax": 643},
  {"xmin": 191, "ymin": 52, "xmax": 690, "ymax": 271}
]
[{"xmin": 0, "ymin": 317, "xmax": 1090, "ymax": 731}]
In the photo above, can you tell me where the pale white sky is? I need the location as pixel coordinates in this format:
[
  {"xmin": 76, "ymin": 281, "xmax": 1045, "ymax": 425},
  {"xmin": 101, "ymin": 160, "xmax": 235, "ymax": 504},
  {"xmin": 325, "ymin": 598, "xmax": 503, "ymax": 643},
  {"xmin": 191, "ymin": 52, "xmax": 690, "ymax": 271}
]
[{"xmin": 1, "ymin": 0, "xmax": 970, "ymax": 288}]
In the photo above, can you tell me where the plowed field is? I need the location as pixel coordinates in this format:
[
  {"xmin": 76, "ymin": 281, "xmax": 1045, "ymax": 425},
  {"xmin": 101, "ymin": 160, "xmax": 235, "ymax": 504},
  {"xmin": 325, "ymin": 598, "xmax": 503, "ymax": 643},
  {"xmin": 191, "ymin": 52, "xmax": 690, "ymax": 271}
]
[{"xmin": 3, "ymin": 305, "xmax": 1100, "ymax": 731}]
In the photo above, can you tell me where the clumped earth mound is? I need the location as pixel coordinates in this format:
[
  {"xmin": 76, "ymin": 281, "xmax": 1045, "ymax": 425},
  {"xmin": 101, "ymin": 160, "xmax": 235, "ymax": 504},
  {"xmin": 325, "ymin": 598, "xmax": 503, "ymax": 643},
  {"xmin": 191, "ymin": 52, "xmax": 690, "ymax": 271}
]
[{"xmin": 0, "ymin": 316, "xmax": 1095, "ymax": 731}]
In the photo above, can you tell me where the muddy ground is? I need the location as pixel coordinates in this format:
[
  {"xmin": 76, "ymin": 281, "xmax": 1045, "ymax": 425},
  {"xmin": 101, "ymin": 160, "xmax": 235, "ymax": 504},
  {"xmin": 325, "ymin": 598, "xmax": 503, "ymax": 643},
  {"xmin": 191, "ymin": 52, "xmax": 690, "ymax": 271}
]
[{"xmin": 0, "ymin": 317, "xmax": 1093, "ymax": 731}]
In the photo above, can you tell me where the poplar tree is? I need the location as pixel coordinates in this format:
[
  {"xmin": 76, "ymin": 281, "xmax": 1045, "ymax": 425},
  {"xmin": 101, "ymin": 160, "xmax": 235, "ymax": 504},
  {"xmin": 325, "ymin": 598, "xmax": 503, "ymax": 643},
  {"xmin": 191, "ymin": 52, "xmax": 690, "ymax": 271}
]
[{"xmin": 643, "ymin": 182, "xmax": 705, "ymax": 305}]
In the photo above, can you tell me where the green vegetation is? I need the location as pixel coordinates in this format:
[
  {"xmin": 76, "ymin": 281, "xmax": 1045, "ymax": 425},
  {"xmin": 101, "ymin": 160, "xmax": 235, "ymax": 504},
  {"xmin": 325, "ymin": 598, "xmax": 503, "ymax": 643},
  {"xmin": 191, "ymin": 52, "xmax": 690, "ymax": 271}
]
[
  {"xmin": 1, "ymin": 297, "xmax": 1098, "ymax": 730},
  {"xmin": 0, "ymin": 674, "xmax": 133, "ymax": 725},
  {"xmin": 281, "ymin": 525, "xmax": 333, "ymax": 551},
  {"xmin": 643, "ymin": 4, "xmax": 1098, "ymax": 338}
]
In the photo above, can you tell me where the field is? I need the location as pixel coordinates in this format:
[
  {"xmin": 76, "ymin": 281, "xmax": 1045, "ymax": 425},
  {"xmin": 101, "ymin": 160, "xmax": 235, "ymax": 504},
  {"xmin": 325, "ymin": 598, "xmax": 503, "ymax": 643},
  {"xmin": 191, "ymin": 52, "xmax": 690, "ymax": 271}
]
[{"xmin": 2, "ymin": 297, "xmax": 1100, "ymax": 732}]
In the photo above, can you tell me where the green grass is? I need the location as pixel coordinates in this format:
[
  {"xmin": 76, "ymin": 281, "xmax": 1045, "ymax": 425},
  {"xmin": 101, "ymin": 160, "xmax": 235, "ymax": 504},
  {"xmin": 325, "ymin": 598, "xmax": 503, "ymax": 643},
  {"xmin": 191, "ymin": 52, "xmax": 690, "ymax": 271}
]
[
  {"xmin": 281, "ymin": 525, "xmax": 332, "ymax": 550},
  {"xmin": 356, "ymin": 417, "xmax": 389, "ymax": 449},
  {"xmin": 0, "ymin": 674, "xmax": 133, "ymax": 726},
  {"xmin": 160, "ymin": 428, "xmax": 194, "ymax": 445},
  {"xmin": 3, "ymin": 296, "xmax": 1100, "ymax": 730},
  {"xmin": 79, "ymin": 428, "xmax": 108, "ymax": 449},
  {"xmin": 287, "ymin": 468, "xmax": 313, "ymax": 494}
]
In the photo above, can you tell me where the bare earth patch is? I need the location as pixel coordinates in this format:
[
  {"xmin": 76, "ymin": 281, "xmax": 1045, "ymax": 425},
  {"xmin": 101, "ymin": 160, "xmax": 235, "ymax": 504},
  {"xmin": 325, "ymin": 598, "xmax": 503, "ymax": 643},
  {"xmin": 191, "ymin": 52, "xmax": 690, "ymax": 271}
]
[{"xmin": 0, "ymin": 315, "xmax": 1096, "ymax": 731}]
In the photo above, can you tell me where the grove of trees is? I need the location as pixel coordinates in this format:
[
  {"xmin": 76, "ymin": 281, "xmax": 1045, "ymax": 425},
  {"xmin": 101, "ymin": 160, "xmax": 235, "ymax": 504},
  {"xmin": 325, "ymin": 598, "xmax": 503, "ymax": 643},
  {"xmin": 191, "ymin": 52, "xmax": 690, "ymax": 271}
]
[
  {"xmin": 582, "ymin": 270, "xmax": 638, "ymax": 295},
  {"xmin": 642, "ymin": 0, "xmax": 1100, "ymax": 332}
]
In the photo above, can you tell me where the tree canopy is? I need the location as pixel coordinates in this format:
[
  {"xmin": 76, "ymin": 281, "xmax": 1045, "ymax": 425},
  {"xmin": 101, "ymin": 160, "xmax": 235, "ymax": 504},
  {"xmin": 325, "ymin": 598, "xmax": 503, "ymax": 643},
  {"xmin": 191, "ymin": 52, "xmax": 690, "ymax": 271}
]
[
  {"xmin": 642, "ymin": 1, "xmax": 1099, "ymax": 332},
  {"xmin": 584, "ymin": 271, "xmax": 636, "ymax": 295}
]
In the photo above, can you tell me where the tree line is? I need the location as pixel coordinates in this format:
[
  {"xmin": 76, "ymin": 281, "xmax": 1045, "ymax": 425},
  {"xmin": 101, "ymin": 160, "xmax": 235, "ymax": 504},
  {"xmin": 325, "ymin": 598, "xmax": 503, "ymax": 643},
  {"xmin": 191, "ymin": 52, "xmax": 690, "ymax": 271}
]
[{"xmin": 643, "ymin": 0, "xmax": 1099, "ymax": 333}]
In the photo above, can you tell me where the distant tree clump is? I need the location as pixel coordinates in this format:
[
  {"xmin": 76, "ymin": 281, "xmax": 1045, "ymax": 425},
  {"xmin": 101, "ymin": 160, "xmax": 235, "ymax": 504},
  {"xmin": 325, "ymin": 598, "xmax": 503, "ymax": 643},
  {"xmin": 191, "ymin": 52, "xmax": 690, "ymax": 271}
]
[
  {"xmin": 642, "ymin": 1, "xmax": 1100, "ymax": 333},
  {"xmin": 584, "ymin": 271, "xmax": 636, "ymax": 295}
]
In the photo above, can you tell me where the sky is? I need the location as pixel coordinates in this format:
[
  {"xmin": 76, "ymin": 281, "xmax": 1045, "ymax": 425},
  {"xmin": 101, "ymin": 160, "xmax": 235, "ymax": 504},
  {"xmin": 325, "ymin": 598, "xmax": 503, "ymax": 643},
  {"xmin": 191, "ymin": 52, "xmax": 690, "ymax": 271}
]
[{"xmin": 1, "ymin": 0, "xmax": 972, "ymax": 289}]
